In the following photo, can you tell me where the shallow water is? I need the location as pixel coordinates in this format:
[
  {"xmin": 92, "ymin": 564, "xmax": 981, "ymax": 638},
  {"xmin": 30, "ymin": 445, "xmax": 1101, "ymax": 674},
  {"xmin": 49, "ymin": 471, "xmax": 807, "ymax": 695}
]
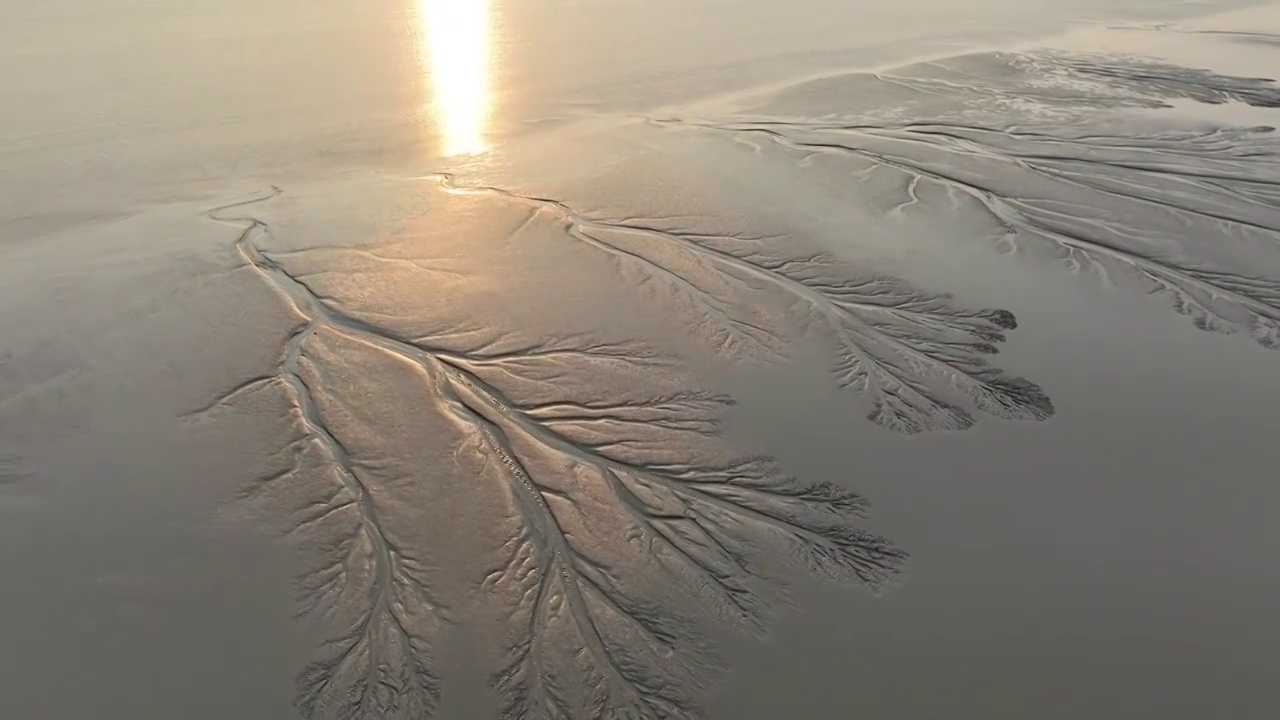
[{"xmin": 3, "ymin": 1, "xmax": 1279, "ymax": 718}]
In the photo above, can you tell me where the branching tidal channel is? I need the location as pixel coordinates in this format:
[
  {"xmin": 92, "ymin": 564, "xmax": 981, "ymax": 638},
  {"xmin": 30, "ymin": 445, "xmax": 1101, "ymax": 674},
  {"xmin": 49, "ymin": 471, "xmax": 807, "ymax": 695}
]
[{"xmin": 202, "ymin": 178, "xmax": 913, "ymax": 719}]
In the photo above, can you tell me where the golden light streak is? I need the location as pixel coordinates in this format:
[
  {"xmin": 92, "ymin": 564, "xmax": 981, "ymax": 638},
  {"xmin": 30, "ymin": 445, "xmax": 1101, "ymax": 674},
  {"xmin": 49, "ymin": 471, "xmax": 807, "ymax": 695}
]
[{"xmin": 418, "ymin": 0, "xmax": 492, "ymax": 156}]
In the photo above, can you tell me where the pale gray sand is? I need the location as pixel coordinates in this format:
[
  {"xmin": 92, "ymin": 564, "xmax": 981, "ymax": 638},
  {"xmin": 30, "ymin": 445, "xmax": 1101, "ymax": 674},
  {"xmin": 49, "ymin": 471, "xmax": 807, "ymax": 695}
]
[{"xmin": 2, "ymin": 1, "xmax": 1279, "ymax": 718}]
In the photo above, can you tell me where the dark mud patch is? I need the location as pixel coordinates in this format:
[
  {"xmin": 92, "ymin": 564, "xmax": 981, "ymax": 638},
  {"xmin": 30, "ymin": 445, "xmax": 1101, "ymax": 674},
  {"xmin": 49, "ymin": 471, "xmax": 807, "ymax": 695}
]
[
  {"xmin": 1189, "ymin": 29, "xmax": 1280, "ymax": 49},
  {"xmin": 0, "ymin": 452, "xmax": 28, "ymax": 486}
]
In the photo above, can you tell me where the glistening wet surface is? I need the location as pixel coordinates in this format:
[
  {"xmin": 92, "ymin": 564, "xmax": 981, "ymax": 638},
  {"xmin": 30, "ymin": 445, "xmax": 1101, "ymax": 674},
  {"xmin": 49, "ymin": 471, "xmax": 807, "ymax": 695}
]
[{"xmin": 2, "ymin": 1, "xmax": 1279, "ymax": 718}]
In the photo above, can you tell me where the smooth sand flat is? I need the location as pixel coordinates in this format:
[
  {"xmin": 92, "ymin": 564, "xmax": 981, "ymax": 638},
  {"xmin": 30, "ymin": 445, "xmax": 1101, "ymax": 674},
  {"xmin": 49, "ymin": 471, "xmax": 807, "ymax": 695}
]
[{"xmin": 2, "ymin": 1, "xmax": 1278, "ymax": 718}]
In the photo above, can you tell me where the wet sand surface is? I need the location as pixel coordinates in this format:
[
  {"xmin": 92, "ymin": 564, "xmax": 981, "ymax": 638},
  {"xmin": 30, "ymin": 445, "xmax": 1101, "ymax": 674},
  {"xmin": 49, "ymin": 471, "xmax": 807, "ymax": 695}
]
[{"xmin": 2, "ymin": 1, "xmax": 1279, "ymax": 718}]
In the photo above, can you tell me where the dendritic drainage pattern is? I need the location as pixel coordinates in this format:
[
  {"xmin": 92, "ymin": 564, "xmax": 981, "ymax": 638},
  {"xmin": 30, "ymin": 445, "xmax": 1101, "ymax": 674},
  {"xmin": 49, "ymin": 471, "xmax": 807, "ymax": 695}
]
[
  {"xmin": 194, "ymin": 182, "xmax": 940, "ymax": 719},
  {"xmin": 201, "ymin": 49, "xmax": 1280, "ymax": 718},
  {"xmin": 654, "ymin": 52, "xmax": 1280, "ymax": 351},
  {"xmin": 414, "ymin": 174, "xmax": 1053, "ymax": 435}
]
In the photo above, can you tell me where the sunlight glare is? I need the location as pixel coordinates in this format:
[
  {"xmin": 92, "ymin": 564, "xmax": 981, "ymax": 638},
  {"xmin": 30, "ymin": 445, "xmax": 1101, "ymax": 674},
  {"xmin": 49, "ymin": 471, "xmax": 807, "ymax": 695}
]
[{"xmin": 418, "ymin": 0, "xmax": 492, "ymax": 156}]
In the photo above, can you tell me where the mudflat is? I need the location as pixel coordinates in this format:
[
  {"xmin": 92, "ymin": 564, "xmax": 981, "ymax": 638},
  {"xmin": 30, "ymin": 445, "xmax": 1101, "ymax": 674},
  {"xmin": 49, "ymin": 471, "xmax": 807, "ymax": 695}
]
[{"xmin": 2, "ymin": 1, "xmax": 1278, "ymax": 718}]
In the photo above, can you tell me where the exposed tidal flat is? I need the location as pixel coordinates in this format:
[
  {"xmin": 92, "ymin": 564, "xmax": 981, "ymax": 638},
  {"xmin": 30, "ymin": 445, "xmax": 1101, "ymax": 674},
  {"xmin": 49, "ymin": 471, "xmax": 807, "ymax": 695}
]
[{"xmin": 2, "ymin": 1, "xmax": 1279, "ymax": 718}]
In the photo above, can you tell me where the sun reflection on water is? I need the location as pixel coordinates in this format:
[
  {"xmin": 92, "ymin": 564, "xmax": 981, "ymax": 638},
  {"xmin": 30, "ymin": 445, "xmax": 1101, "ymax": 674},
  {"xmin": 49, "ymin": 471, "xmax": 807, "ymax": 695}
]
[{"xmin": 418, "ymin": 0, "xmax": 492, "ymax": 156}]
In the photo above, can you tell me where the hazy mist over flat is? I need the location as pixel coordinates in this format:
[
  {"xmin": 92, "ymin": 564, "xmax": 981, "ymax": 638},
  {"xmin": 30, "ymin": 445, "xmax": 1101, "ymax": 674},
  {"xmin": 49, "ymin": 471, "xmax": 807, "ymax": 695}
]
[{"xmin": 2, "ymin": 2, "xmax": 1278, "ymax": 718}]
